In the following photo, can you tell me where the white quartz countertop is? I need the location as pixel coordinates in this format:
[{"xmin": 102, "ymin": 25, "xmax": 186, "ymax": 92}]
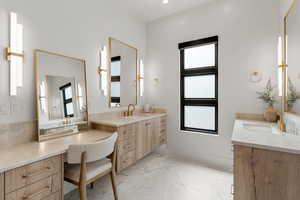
[
  {"xmin": 90, "ymin": 112, "xmax": 167, "ymax": 127},
  {"xmin": 0, "ymin": 129, "xmax": 112, "ymax": 173},
  {"xmin": 232, "ymin": 120, "xmax": 300, "ymax": 155}
]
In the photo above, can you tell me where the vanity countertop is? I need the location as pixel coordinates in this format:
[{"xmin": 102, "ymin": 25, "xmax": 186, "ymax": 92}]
[
  {"xmin": 0, "ymin": 129, "xmax": 112, "ymax": 173},
  {"xmin": 90, "ymin": 112, "xmax": 167, "ymax": 127},
  {"xmin": 232, "ymin": 119, "xmax": 300, "ymax": 155}
]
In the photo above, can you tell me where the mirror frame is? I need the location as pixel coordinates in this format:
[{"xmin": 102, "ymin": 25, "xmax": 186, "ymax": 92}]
[
  {"xmin": 108, "ymin": 37, "xmax": 139, "ymax": 108},
  {"xmin": 283, "ymin": 0, "xmax": 299, "ymax": 112},
  {"xmin": 34, "ymin": 49, "xmax": 89, "ymax": 141}
]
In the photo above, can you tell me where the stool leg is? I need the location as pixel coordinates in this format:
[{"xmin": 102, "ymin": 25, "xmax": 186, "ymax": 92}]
[{"xmin": 110, "ymin": 171, "xmax": 118, "ymax": 200}]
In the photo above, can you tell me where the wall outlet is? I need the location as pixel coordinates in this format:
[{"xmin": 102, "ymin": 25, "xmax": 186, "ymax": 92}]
[
  {"xmin": 0, "ymin": 104, "xmax": 10, "ymax": 116},
  {"xmin": 10, "ymin": 103, "xmax": 22, "ymax": 114}
]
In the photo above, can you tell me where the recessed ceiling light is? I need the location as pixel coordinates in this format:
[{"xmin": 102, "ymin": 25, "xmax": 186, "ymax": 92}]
[{"xmin": 163, "ymin": 0, "xmax": 169, "ymax": 4}]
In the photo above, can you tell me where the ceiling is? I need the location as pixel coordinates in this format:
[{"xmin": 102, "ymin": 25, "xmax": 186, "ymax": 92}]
[{"xmin": 116, "ymin": 0, "xmax": 214, "ymax": 22}]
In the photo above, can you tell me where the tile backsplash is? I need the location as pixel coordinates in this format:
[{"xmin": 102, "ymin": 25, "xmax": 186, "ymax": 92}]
[
  {"xmin": 284, "ymin": 113, "xmax": 300, "ymax": 135},
  {"xmin": 0, "ymin": 120, "xmax": 37, "ymax": 149}
]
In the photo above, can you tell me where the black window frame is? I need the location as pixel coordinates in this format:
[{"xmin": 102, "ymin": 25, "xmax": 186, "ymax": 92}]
[
  {"xmin": 179, "ymin": 36, "xmax": 218, "ymax": 135},
  {"xmin": 59, "ymin": 82, "xmax": 74, "ymax": 118},
  {"xmin": 111, "ymin": 56, "xmax": 121, "ymax": 103}
]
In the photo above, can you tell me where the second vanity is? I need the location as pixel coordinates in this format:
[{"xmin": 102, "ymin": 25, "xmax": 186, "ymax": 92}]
[
  {"xmin": 90, "ymin": 110, "xmax": 167, "ymax": 172},
  {"xmin": 232, "ymin": 115, "xmax": 300, "ymax": 200}
]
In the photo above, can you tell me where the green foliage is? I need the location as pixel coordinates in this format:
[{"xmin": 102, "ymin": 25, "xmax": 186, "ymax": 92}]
[
  {"xmin": 257, "ymin": 79, "xmax": 277, "ymax": 107},
  {"xmin": 287, "ymin": 78, "xmax": 300, "ymax": 110}
]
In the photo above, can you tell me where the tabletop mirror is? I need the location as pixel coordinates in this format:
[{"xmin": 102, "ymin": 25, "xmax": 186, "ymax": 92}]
[
  {"xmin": 35, "ymin": 50, "xmax": 88, "ymax": 141},
  {"xmin": 109, "ymin": 38, "xmax": 138, "ymax": 107},
  {"xmin": 285, "ymin": 0, "xmax": 300, "ymax": 114}
]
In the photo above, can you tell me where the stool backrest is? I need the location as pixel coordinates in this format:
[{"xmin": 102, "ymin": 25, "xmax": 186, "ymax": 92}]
[{"xmin": 67, "ymin": 132, "xmax": 118, "ymax": 164}]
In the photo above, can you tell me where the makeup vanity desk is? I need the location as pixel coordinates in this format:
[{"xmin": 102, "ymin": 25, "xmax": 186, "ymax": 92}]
[{"xmin": 0, "ymin": 129, "xmax": 112, "ymax": 200}]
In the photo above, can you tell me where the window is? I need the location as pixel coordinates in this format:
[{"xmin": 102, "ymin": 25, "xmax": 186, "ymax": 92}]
[
  {"xmin": 179, "ymin": 36, "xmax": 218, "ymax": 135},
  {"xmin": 60, "ymin": 82, "xmax": 74, "ymax": 118},
  {"xmin": 111, "ymin": 56, "xmax": 121, "ymax": 104}
]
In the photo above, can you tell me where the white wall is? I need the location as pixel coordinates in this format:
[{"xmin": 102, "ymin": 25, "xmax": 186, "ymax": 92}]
[
  {"xmin": 146, "ymin": 0, "xmax": 280, "ymax": 169},
  {"xmin": 0, "ymin": 0, "xmax": 146, "ymax": 124}
]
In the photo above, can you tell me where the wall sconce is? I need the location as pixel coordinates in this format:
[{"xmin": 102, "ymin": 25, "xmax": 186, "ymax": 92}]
[
  {"xmin": 77, "ymin": 83, "xmax": 84, "ymax": 111},
  {"xmin": 40, "ymin": 81, "xmax": 47, "ymax": 113},
  {"xmin": 98, "ymin": 46, "xmax": 108, "ymax": 96},
  {"xmin": 277, "ymin": 36, "xmax": 288, "ymax": 97},
  {"xmin": 139, "ymin": 60, "xmax": 144, "ymax": 96},
  {"xmin": 153, "ymin": 78, "xmax": 160, "ymax": 86},
  {"xmin": 249, "ymin": 72, "xmax": 262, "ymax": 83},
  {"xmin": 6, "ymin": 12, "xmax": 24, "ymax": 96}
]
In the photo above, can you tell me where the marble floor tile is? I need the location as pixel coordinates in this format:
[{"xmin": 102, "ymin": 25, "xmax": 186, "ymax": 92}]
[{"xmin": 65, "ymin": 153, "xmax": 233, "ymax": 200}]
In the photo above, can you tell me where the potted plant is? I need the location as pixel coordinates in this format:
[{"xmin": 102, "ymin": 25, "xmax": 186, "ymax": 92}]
[
  {"xmin": 287, "ymin": 78, "xmax": 300, "ymax": 112},
  {"xmin": 257, "ymin": 79, "xmax": 277, "ymax": 122}
]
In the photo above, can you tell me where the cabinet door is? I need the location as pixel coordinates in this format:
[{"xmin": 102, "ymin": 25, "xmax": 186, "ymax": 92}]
[
  {"xmin": 0, "ymin": 173, "xmax": 3, "ymax": 200},
  {"xmin": 151, "ymin": 118, "xmax": 160, "ymax": 151},
  {"xmin": 145, "ymin": 120, "xmax": 152, "ymax": 156},
  {"xmin": 136, "ymin": 121, "xmax": 147, "ymax": 160},
  {"xmin": 136, "ymin": 120, "xmax": 152, "ymax": 160}
]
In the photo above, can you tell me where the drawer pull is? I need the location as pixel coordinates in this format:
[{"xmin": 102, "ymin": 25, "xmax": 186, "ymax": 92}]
[
  {"xmin": 22, "ymin": 166, "xmax": 51, "ymax": 178},
  {"xmin": 22, "ymin": 186, "xmax": 50, "ymax": 200}
]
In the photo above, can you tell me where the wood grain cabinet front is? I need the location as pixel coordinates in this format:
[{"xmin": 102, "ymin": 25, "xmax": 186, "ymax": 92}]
[
  {"xmin": 116, "ymin": 116, "xmax": 167, "ymax": 172},
  {"xmin": 4, "ymin": 155, "xmax": 63, "ymax": 200},
  {"xmin": 234, "ymin": 145, "xmax": 300, "ymax": 200}
]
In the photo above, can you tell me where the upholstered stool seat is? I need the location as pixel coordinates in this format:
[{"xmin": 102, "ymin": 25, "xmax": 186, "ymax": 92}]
[{"xmin": 65, "ymin": 158, "xmax": 112, "ymax": 183}]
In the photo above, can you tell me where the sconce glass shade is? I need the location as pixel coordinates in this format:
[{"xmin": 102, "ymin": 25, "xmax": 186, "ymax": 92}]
[
  {"xmin": 99, "ymin": 46, "xmax": 108, "ymax": 96},
  {"xmin": 9, "ymin": 12, "xmax": 23, "ymax": 96},
  {"xmin": 278, "ymin": 36, "xmax": 283, "ymax": 96},
  {"xmin": 140, "ymin": 60, "xmax": 144, "ymax": 96},
  {"xmin": 278, "ymin": 68, "xmax": 283, "ymax": 97},
  {"xmin": 16, "ymin": 24, "xmax": 23, "ymax": 87}
]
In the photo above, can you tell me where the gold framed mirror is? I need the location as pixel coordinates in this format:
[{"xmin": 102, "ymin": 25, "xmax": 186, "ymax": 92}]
[
  {"xmin": 35, "ymin": 49, "xmax": 88, "ymax": 141},
  {"xmin": 108, "ymin": 37, "xmax": 138, "ymax": 108},
  {"xmin": 284, "ymin": 0, "xmax": 300, "ymax": 114}
]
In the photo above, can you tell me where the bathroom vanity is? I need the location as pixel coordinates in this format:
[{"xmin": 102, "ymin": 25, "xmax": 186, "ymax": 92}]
[
  {"xmin": 90, "ymin": 111, "xmax": 167, "ymax": 172},
  {"xmin": 0, "ymin": 111, "xmax": 168, "ymax": 200},
  {"xmin": 232, "ymin": 117, "xmax": 300, "ymax": 200},
  {"xmin": 0, "ymin": 130, "xmax": 112, "ymax": 200}
]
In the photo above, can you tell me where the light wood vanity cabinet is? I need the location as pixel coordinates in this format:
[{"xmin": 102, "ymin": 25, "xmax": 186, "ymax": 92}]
[
  {"xmin": 136, "ymin": 119, "xmax": 160, "ymax": 160},
  {"xmin": 233, "ymin": 145, "xmax": 300, "ymax": 200},
  {"xmin": 2, "ymin": 155, "xmax": 63, "ymax": 200},
  {"xmin": 93, "ymin": 115, "xmax": 167, "ymax": 172}
]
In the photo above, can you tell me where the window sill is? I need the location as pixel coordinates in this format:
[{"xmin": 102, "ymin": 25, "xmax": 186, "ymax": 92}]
[{"xmin": 179, "ymin": 129, "xmax": 219, "ymax": 137}]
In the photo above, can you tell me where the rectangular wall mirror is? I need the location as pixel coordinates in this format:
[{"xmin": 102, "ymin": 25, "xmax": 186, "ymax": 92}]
[
  {"xmin": 35, "ymin": 50, "xmax": 88, "ymax": 141},
  {"xmin": 109, "ymin": 38, "xmax": 138, "ymax": 107},
  {"xmin": 285, "ymin": 0, "xmax": 300, "ymax": 114}
]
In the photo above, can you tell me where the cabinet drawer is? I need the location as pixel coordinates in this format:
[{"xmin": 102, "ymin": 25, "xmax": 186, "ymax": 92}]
[
  {"xmin": 118, "ymin": 124, "xmax": 136, "ymax": 141},
  {"xmin": 5, "ymin": 155, "xmax": 61, "ymax": 194},
  {"xmin": 44, "ymin": 191, "xmax": 61, "ymax": 200},
  {"xmin": 160, "ymin": 136, "xmax": 167, "ymax": 145},
  {"xmin": 118, "ymin": 140, "xmax": 136, "ymax": 154},
  {"xmin": 120, "ymin": 151, "xmax": 136, "ymax": 169},
  {"xmin": 160, "ymin": 117, "xmax": 167, "ymax": 124},
  {"xmin": 5, "ymin": 174, "xmax": 60, "ymax": 200}
]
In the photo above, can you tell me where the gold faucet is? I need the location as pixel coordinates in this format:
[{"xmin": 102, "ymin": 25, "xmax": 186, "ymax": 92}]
[
  {"xmin": 124, "ymin": 104, "xmax": 135, "ymax": 117},
  {"xmin": 277, "ymin": 111, "xmax": 286, "ymax": 132}
]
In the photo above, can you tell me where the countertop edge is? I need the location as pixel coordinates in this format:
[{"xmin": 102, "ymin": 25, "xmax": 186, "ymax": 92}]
[
  {"xmin": 90, "ymin": 113, "xmax": 167, "ymax": 127},
  {"xmin": 0, "ymin": 151, "xmax": 66, "ymax": 173},
  {"xmin": 231, "ymin": 119, "xmax": 300, "ymax": 155}
]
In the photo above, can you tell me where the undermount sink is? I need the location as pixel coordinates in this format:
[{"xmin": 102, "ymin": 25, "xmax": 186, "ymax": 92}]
[{"xmin": 243, "ymin": 123, "xmax": 272, "ymax": 133}]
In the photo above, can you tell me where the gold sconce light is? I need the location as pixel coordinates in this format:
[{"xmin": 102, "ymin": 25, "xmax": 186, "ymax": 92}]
[
  {"xmin": 6, "ymin": 12, "xmax": 24, "ymax": 96},
  {"xmin": 249, "ymin": 72, "xmax": 262, "ymax": 83}
]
